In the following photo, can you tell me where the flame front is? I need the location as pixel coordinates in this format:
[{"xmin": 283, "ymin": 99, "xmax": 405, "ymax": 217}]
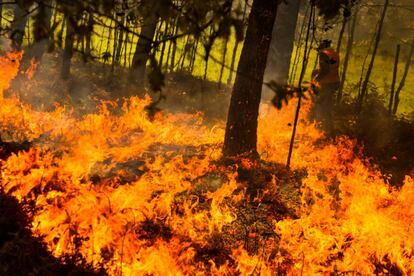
[{"xmin": 0, "ymin": 53, "xmax": 412, "ymax": 275}]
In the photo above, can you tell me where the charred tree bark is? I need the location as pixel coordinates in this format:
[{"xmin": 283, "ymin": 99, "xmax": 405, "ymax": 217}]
[
  {"xmin": 264, "ymin": 0, "xmax": 300, "ymax": 86},
  {"xmin": 393, "ymin": 39, "xmax": 414, "ymax": 115},
  {"xmin": 223, "ymin": 0, "xmax": 279, "ymax": 158},
  {"xmin": 130, "ymin": 13, "xmax": 158, "ymax": 85},
  {"xmin": 337, "ymin": 8, "xmax": 358, "ymax": 104},
  {"xmin": 356, "ymin": 0, "xmax": 389, "ymax": 112},
  {"xmin": 61, "ymin": 16, "xmax": 75, "ymax": 80}
]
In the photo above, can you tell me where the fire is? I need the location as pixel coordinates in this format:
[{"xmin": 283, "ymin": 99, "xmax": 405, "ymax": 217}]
[{"xmin": 0, "ymin": 53, "xmax": 413, "ymax": 274}]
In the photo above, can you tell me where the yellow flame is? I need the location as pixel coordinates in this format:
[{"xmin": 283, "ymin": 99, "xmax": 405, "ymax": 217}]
[{"xmin": 0, "ymin": 53, "xmax": 412, "ymax": 275}]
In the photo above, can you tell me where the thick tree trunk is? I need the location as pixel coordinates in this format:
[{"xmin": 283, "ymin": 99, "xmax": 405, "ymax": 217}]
[
  {"xmin": 10, "ymin": 3, "xmax": 30, "ymax": 51},
  {"xmin": 264, "ymin": 0, "xmax": 300, "ymax": 86},
  {"xmin": 223, "ymin": 0, "xmax": 279, "ymax": 158},
  {"xmin": 61, "ymin": 16, "xmax": 75, "ymax": 80},
  {"xmin": 130, "ymin": 13, "xmax": 158, "ymax": 85}
]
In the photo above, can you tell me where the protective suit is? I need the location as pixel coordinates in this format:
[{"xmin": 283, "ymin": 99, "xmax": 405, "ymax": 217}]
[{"xmin": 312, "ymin": 47, "xmax": 340, "ymax": 133}]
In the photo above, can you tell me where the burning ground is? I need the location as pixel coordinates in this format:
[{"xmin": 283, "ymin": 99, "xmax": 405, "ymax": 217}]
[{"xmin": 0, "ymin": 53, "xmax": 413, "ymax": 275}]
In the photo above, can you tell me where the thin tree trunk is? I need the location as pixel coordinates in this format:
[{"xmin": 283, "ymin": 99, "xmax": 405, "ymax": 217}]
[
  {"xmin": 337, "ymin": 8, "xmax": 358, "ymax": 104},
  {"xmin": 10, "ymin": 3, "xmax": 30, "ymax": 51},
  {"xmin": 218, "ymin": 37, "xmax": 229, "ymax": 88},
  {"xmin": 158, "ymin": 20, "xmax": 169, "ymax": 69},
  {"xmin": 25, "ymin": 0, "xmax": 53, "ymax": 63},
  {"xmin": 289, "ymin": 4, "xmax": 310, "ymax": 84},
  {"xmin": 124, "ymin": 28, "xmax": 130, "ymax": 67},
  {"xmin": 169, "ymin": 23, "xmax": 178, "ymax": 72},
  {"xmin": 336, "ymin": 10, "xmax": 348, "ymax": 53},
  {"xmin": 264, "ymin": 0, "xmax": 301, "ymax": 86},
  {"xmin": 111, "ymin": 16, "xmax": 119, "ymax": 71},
  {"xmin": 48, "ymin": 3, "xmax": 58, "ymax": 53},
  {"xmin": 103, "ymin": 19, "xmax": 114, "ymax": 65},
  {"xmin": 180, "ymin": 35, "xmax": 190, "ymax": 70},
  {"xmin": 388, "ymin": 44, "xmax": 400, "ymax": 114},
  {"xmin": 357, "ymin": 0, "xmax": 389, "ymax": 112},
  {"xmin": 223, "ymin": 0, "xmax": 279, "ymax": 158},
  {"xmin": 57, "ymin": 14, "xmax": 65, "ymax": 48},
  {"xmin": 393, "ymin": 38, "xmax": 414, "ymax": 115},
  {"xmin": 226, "ymin": 41, "xmax": 239, "ymax": 86},
  {"xmin": 165, "ymin": 18, "xmax": 176, "ymax": 71},
  {"xmin": 84, "ymin": 13, "xmax": 93, "ymax": 63},
  {"xmin": 227, "ymin": 1, "xmax": 247, "ymax": 86},
  {"xmin": 286, "ymin": 3, "xmax": 314, "ymax": 168},
  {"xmin": 189, "ymin": 37, "xmax": 199, "ymax": 73},
  {"xmin": 61, "ymin": 15, "xmax": 75, "ymax": 80},
  {"xmin": 130, "ymin": 13, "xmax": 158, "ymax": 85}
]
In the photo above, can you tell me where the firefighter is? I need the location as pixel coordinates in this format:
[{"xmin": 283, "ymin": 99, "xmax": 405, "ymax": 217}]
[{"xmin": 312, "ymin": 40, "xmax": 340, "ymax": 134}]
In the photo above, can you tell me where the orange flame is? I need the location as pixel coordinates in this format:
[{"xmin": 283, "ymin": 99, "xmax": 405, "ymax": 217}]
[{"xmin": 0, "ymin": 53, "xmax": 412, "ymax": 275}]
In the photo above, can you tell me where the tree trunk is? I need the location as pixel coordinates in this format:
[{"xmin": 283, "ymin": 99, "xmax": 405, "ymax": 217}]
[
  {"xmin": 289, "ymin": 4, "xmax": 310, "ymax": 84},
  {"xmin": 24, "ymin": 0, "xmax": 53, "ymax": 63},
  {"xmin": 337, "ymin": 8, "xmax": 358, "ymax": 104},
  {"xmin": 158, "ymin": 20, "xmax": 169, "ymax": 69},
  {"xmin": 169, "ymin": 24, "xmax": 178, "ymax": 72},
  {"xmin": 223, "ymin": 0, "xmax": 279, "ymax": 158},
  {"xmin": 336, "ymin": 9, "xmax": 348, "ymax": 53},
  {"xmin": 393, "ymin": 38, "xmax": 414, "ymax": 115},
  {"xmin": 10, "ymin": 3, "xmax": 30, "ymax": 51},
  {"xmin": 388, "ymin": 44, "xmax": 400, "ymax": 114},
  {"xmin": 61, "ymin": 16, "xmax": 75, "ymax": 80},
  {"xmin": 189, "ymin": 37, "xmax": 199, "ymax": 73},
  {"xmin": 357, "ymin": 0, "xmax": 389, "ymax": 112},
  {"xmin": 218, "ymin": 37, "xmax": 229, "ymax": 88},
  {"xmin": 48, "ymin": 4, "xmax": 58, "ymax": 53},
  {"xmin": 264, "ymin": 0, "xmax": 300, "ymax": 86},
  {"xmin": 84, "ymin": 13, "xmax": 94, "ymax": 63},
  {"xmin": 130, "ymin": 13, "xmax": 158, "ymax": 85}
]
